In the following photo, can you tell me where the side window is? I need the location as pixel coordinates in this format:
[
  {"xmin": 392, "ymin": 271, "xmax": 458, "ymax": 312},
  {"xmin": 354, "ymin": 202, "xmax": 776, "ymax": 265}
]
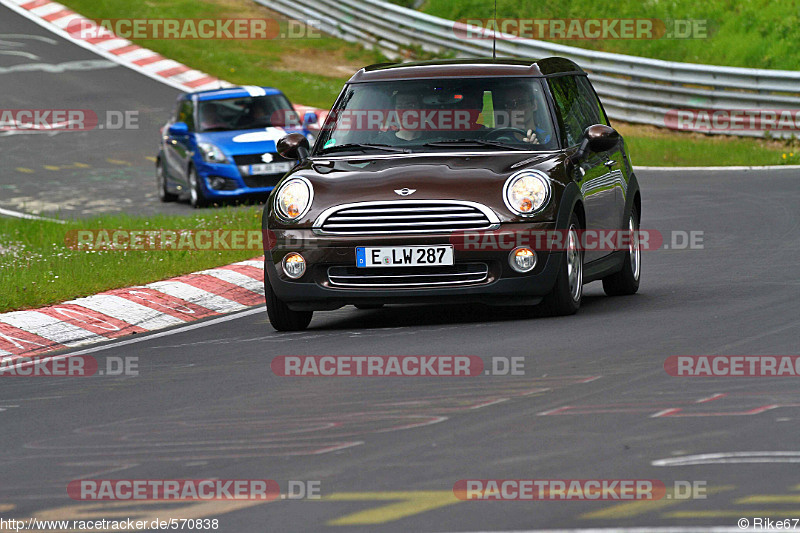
[
  {"xmin": 548, "ymin": 75, "xmax": 602, "ymax": 146},
  {"xmin": 576, "ymin": 76, "xmax": 609, "ymax": 127},
  {"xmin": 177, "ymin": 99, "xmax": 195, "ymax": 131}
]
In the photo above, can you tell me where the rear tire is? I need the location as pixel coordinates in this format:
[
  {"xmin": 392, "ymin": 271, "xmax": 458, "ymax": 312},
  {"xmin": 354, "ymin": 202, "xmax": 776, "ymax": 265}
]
[
  {"xmin": 540, "ymin": 213, "xmax": 583, "ymax": 316},
  {"xmin": 264, "ymin": 269, "xmax": 313, "ymax": 332},
  {"xmin": 188, "ymin": 167, "xmax": 209, "ymax": 208},
  {"xmin": 157, "ymin": 159, "xmax": 178, "ymax": 202},
  {"xmin": 602, "ymin": 207, "xmax": 641, "ymax": 296}
]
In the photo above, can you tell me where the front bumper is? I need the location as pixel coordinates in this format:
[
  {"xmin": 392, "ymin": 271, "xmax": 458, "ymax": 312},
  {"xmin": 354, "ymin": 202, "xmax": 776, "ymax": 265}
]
[
  {"xmin": 196, "ymin": 161, "xmax": 284, "ymax": 198},
  {"xmin": 264, "ymin": 224, "xmax": 563, "ymax": 311}
]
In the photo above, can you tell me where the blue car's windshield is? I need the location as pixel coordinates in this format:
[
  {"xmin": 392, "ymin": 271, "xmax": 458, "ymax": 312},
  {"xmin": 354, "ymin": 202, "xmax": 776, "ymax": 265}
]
[
  {"xmin": 198, "ymin": 95, "xmax": 300, "ymax": 132},
  {"xmin": 315, "ymin": 77, "xmax": 557, "ymax": 155}
]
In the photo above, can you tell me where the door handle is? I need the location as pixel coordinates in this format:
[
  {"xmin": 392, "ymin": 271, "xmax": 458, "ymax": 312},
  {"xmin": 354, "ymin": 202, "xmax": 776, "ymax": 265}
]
[{"xmin": 604, "ymin": 159, "xmax": 617, "ymax": 168}]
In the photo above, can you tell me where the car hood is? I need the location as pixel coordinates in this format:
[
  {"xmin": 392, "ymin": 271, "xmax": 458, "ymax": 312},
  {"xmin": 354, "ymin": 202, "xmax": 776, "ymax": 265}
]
[
  {"xmin": 281, "ymin": 151, "xmax": 568, "ymax": 225},
  {"xmin": 196, "ymin": 127, "xmax": 307, "ymax": 156}
]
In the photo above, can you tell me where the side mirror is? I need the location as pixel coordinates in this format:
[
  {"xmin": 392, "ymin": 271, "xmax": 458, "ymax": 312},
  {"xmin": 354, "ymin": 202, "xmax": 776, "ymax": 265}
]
[
  {"xmin": 303, "ymin": 112, "xmax": 318, "ymax": 126},
  {"xmin": 277, "ymin": 133, "xmax": 311, "ymax": 161},
  {"xmin": 572, "ymin": 124, "xmax": 619, "ymax": 161},
  {"xmin": 168, "ymin": 122, "xmax": 189, "ymax": 136}
]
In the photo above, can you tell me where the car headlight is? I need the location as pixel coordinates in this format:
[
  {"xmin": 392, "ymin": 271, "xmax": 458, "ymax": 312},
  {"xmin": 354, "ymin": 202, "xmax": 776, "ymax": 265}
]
[
  {"xmin": 503, "ymin": 170, "xmax": 551, "ymax": 216},
  {"xmin": 197, "ymin": 142, "xmax": 229, "ymax": 164},
  {"xmin": 275, "ymin": 177, "xmax": 313, "ymax": 220}
]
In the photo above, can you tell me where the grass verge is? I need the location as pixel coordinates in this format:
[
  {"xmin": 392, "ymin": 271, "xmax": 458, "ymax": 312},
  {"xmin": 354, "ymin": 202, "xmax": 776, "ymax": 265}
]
[
  {"xmin": 58, "ymin": 0, "xmax": 386, "ymax": 109},
  {"xmin": 0, "ymin": 207, "xmax": 263, "ymax": 313}
]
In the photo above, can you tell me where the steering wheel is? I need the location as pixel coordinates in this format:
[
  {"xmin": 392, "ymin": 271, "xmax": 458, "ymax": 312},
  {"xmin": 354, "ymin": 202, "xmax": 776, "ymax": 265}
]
[{"xmin": 485, "ymin": 127, "xmax": 529, "ymax": 142}]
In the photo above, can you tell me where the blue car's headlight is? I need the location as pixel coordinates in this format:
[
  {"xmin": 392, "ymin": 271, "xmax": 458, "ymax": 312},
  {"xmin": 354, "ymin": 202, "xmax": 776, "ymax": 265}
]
[{"xmin": 197, "ymin": 142, "xmax": 229, "ymax": 164}]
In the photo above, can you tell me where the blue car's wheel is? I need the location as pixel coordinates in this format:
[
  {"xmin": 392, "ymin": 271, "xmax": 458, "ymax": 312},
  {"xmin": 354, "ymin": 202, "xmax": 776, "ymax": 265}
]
[
  {"xmin": 188, "ymin": 167, "xmax": 209, "ymax": 208},
  {"xmin": 156, "ymin": 159, "xmax": 178, "ymax": 203}
]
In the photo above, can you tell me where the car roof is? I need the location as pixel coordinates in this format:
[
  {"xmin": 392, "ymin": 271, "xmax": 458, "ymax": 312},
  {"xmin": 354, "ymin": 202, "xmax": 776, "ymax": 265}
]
[
  {"xmin": 347, "ymin": 57, "xmax": 585, "ymax": 83},
  {"xmin": 187, "ymin": 86, "xmax": 284, "ymax": 101}
]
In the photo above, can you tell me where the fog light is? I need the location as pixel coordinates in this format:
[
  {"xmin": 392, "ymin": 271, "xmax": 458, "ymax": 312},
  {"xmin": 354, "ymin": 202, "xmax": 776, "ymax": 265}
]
[
  {"xmin": 509, "ymin": 247, "xmax": 536, "ymax": 273},
  {"xmin": 282, "ymin": 253, "xmax": 306, "ymax": 279},
  {"xmin": 208, "ymin": 176, "xmax": 227, "ymax": 190}
]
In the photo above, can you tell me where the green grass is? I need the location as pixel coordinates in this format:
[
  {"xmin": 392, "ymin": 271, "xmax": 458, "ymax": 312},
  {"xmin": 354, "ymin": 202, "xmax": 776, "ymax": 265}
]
[
  {"xmin": 58, "ymin": 0, "xmax": 387, "ymax": 109},
  {"xmin": 412, "ymin": 0, "xmax": 800, "ymax": 70},
  {"xmin": 0, "ymin": 207, "xmax": 264, "ymax": 312},
  {"xmin": 616, "ymin": 124, "xmax": 800, "ymax": 166}
]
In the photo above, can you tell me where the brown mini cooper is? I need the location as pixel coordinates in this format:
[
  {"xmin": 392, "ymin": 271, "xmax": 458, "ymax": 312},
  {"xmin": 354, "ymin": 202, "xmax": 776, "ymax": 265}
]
[{"xmin": 262, "ymin": 58, "xmax": 641, "ymax": 331}]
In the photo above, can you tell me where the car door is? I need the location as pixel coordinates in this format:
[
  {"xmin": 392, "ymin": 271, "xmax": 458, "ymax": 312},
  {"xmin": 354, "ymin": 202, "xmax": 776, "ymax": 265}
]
[
  {"xmin": 577, "ymin": 76, "xmax": 628, "ymax": 230},
  {"xmin": 165, "ymin": 98, "xmax": 195, "ymax": 187},
  {"xmin": 548, "ymin": 74, "xmax": 620, "ymax": 263}
]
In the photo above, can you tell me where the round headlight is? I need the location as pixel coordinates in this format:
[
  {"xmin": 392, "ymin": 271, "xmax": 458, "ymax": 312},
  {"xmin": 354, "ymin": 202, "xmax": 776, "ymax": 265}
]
[
  {"xmin": 275, "ymin": 178, "xmax": 313, "ymax": 221},
  {"xmin": 503, "ymin": 171, "xmax": 551, "ymax": 216}
]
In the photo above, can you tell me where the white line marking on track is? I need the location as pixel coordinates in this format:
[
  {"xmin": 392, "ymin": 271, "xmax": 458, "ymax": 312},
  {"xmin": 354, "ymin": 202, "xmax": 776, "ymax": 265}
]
[
  {"xmin": 653, "ymin": 451, "xmax": 800, "ymax": 466},
  {"xmin": 0, "ymin": 206, "xmax": 66, "ymax": 223}
]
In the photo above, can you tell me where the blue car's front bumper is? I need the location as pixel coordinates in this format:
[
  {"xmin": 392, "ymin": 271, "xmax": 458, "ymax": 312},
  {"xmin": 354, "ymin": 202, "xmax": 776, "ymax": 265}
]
[{"xmin": 195, "ymin": 160, "xmax": 286, "ymax": 199}]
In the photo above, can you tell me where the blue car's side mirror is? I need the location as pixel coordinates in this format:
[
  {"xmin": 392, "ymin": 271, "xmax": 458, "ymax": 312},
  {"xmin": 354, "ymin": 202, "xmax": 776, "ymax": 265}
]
[
  {"xmin": 168, "ymin": 122, "xmax": 189, "ymax": 135},
  {"xmin": 303, "ymin": 112, "xmax": 318, "ymax": 126}
]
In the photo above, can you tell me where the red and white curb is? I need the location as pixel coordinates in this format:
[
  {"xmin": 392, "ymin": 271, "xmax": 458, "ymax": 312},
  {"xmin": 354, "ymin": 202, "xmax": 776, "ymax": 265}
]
[
  {"xmin": 0, "ymin": 0, "xmax": 327, "ymax": 120},
  {"xmin": 0, "ymin": 258, "xmax": 266, "ymax": 360}
]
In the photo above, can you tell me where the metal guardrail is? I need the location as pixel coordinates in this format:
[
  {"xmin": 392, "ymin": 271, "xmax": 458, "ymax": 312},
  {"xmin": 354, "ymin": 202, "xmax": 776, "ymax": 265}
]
[{"xmin": 260, "ymin": 0, "xmax": 800, "ymax": 138}]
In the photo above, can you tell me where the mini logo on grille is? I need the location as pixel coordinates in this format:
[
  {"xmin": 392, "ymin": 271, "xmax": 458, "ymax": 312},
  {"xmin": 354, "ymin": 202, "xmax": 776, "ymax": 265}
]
[
  {"xmin": 261, "ymin": 153, "xmax": 273, "ymax": 163},
  {"xmin": 394, "ymin": 188, "xmax": 416, "ymax": 196}
]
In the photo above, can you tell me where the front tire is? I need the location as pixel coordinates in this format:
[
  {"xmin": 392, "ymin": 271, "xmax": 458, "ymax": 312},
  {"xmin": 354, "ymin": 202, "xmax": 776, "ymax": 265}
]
[
  {"xmin": 602, "ymin": 207, "xmax": 641, "ymax": 296},
  {"xmin": 188, "ymin": 167, "xmax": 209, "ymax": 208},
  {"xmin": 264, "ymin": 270, "xmax": 313, "ymax": 332},
  {"xmin": 540, "ymin": 213, "xmax": 583, "ymax": 316}
]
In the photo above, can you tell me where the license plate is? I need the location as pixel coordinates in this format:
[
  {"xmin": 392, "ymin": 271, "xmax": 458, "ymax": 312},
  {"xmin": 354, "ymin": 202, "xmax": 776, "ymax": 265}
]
[
  {"xmin": 248, "ymin": 162, "xmax": 293, "ymax": 175},
  {"xmin": 356, "ymin": 246, "xmax": 454, "ymax": 268}
]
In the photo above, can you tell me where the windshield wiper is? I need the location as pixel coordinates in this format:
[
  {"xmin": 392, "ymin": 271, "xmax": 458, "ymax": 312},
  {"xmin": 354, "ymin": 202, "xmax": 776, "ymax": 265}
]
[
  {"xmin": 423, "ymin": 139, "xmax": 529, "ymax": 151},
  {"xmin": 320, "ymin": 143, "xmax": 409, "ymax": 154}
]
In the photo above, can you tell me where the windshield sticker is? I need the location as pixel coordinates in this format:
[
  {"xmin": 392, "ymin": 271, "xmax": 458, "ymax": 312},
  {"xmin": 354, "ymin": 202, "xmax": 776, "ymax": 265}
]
[{"xmin": 323, "ymin": 138, "xmax": 337, "ymax": 149}]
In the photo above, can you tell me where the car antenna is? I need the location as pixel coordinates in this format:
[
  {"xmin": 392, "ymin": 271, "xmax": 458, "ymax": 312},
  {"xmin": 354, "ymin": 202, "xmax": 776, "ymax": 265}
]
[{"xmin": 492, "ymin": 0, "xmax": 497, "ymax": 59}]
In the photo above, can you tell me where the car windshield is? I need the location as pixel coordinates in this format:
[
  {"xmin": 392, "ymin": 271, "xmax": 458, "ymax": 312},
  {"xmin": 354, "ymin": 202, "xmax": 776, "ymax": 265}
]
[
  {"xmin": 197, "ymin": 95, "xmax": 300, "ymax": 132},
  {"xmin": 315, "ymin": 77, "xmax": 557, "ymax": 155}
]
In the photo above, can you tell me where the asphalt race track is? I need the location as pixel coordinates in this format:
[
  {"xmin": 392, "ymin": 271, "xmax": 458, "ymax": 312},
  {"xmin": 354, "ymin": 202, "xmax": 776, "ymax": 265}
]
[
  {"xmin": 0, "ymin": 166, "xmax": 798, "ymax": 531},
  {"xmin": 0, "ymin": 6, "xmax": 183, "ymax": 217},
  {"xmin": 2, "ymin": 2, "xmax": 800, "ymax": 532}
]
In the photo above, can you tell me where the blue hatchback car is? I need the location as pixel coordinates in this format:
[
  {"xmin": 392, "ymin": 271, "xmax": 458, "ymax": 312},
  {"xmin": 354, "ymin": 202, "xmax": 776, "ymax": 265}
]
[{"xmin": 156, "ymin": 86, "xmax": 317, "ymax": 207}]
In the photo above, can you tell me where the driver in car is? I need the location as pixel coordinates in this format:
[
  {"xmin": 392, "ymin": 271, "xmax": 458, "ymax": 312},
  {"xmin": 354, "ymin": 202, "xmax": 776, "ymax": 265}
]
[
  {"xmin": 199, "ymin": 105, "xmax": 228, "ymax": 131},
  {"xmin": 383, "ymin": 90, "xmax": 424, "ymax": 142},
  {"xmin": 494, "ymin": 85, "xmax": 552, "ymax": 145}
]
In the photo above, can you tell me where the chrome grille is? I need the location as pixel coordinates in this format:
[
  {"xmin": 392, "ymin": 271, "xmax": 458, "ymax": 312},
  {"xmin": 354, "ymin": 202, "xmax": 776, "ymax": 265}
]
[
  {"xmin": 328, "ymin": 263, "xmax": 489, "ymax": 288},
  {"xmin": 315, "ymin": 201, "xmax": 499, "ymax": 235}
]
